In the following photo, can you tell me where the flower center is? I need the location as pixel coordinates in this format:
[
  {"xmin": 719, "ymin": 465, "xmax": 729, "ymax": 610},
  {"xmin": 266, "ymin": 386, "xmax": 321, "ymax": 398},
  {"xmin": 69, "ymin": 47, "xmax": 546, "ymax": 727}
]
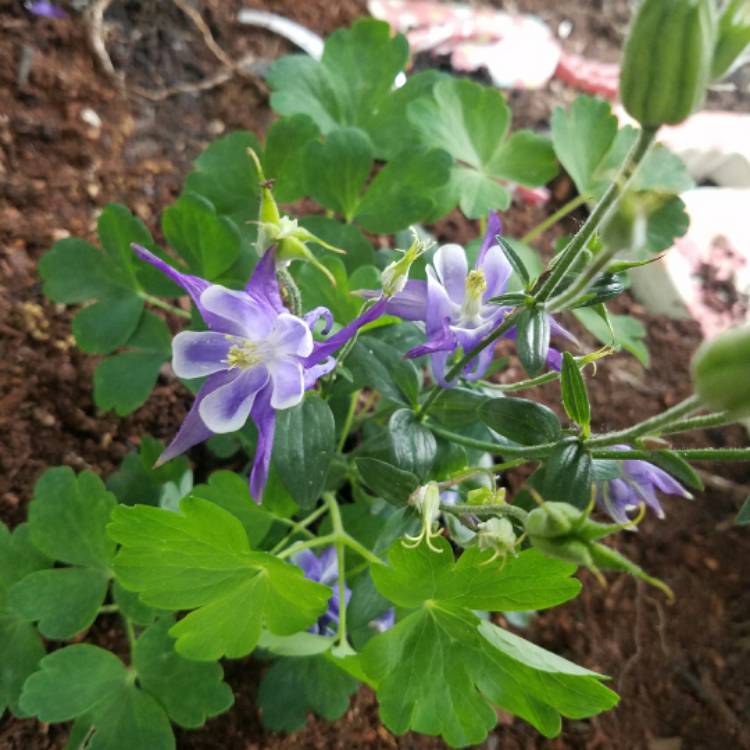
[
  {"xmin": 224, "ymin": 337, "xmax": 268, "ymax": 370},
  {"xmin": 460, "ymin": 269, "xmax": 487, "ymax": 322}
]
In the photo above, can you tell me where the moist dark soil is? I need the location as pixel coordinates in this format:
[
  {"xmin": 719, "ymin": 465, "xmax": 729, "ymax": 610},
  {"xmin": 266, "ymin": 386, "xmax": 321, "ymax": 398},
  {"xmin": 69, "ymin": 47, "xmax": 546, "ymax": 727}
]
[{"xmin": 1, "ymin": 1, "xmax": 749, "ymax": 749}]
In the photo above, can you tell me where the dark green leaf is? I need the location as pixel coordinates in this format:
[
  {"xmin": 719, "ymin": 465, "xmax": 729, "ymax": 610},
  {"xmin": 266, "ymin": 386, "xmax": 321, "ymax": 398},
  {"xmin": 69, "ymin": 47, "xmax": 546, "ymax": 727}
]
[
  {"xmin": 263, "ymin": 114, "xmax": 320, "ymax": 202},
  {"xmin": 348, "ymin": 335, "xmax": 420, "ymax": 406},
  {"xmin": 388, "ymin": 409, "xmax": 437, "ymax": 480},
  {"xmin": 72, "ymin": 290, "xmax": 144, "ymax": 355},
  {"xmin": 736, "ymin": 496, "xmax": 750, "ymax": 526},
  {"xmin": 541, "ymin": 440, "xmax": 593, "ymax": 507},
  {"xmin": 258, "ymin": 655, "xmax": 357, "ymax": 731},
  {"xmin": 355, "ymin": 458, "xmax": 419, "ymax": 507},
  {"xmin": 303, "ymin": 127, "xmax": 374, "ymax": 219},
  {"xmin": 515, "ymin": 307, "xmax": 550, "ymax": 377},
  {"xmin": 8, "ymin": 568, "xmax": 109, "ymax": 640},
  {"xmin": 161, "ymin": 193, "xmax": 241, "ymax": 280},
  {"xmin": 497, "ymin": 237, "xmax": 530, "ymax": 286},
  {"xmin": 479, "ymin": 396, "xmax": 561, "ymax": 446},
  {"xmin": 134, "ymin": 617, "xmax": 234, "ymax": 728},
  {"xmin": 429, "ymin": 388, "xmax": 484, "ymax": 428},
  {"xmin": 94, "ymin": 311, "xmax": 172, "ymax": 415},
  {"xmin": 273, "ymin": 395, "xmax": 336, "ymax": 509},
  {"xmin": 112, "ymin": 580, "xmax": 157, "ymax": 626},
  {"xmin": 560, "ymin": 352, "xmax": 591, "ymax": 430},
  {"xmin": 573, "ymin": 307, "xmax": 649, "ymax": 367},
  {"xmin": 354, "ymin": 147, "xmax": 452, "ymax": 234}
]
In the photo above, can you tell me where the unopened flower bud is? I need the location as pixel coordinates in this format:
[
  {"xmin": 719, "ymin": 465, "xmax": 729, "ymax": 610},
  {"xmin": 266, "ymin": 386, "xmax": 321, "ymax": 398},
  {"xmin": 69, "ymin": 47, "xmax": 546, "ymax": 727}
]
[
  {"xmin": 692, "ymin": 324, "xmax": 750, "ymax": 416},
  {"xmin": 381, "ymin": 230, "xmax": 432, "ymax": 297},
  {"xmin": 404, "ymin": 482, "xmax": 444, "ymax": 553},
  {"xmin": 476, "ymin": 517, "xmax": 517, "ymax": 563}
]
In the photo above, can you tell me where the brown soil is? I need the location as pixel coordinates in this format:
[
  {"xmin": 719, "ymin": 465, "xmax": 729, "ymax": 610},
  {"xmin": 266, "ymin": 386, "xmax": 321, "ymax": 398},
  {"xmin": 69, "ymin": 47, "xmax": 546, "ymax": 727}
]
[{"xmin": 2, "ymin": 1, "xmax": 749, "ymax": 749}]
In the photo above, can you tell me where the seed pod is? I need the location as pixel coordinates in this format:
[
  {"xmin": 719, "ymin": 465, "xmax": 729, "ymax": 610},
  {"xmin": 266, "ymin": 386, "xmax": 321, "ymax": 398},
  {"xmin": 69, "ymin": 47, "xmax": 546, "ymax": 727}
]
[
  {"xmin": 525, "ymin": 502, "xmax": 583, "ymax": 538},
  {"xmin": 620, "ymin": 0, "xmax": 717, "ymax": 127},
  {"xmin": 692, "ymin": 324, "xmax": 750, "ymax": 416},
  {"xmin": 527, "ymin": 536, "xmax": 594, "ymax": 568}
]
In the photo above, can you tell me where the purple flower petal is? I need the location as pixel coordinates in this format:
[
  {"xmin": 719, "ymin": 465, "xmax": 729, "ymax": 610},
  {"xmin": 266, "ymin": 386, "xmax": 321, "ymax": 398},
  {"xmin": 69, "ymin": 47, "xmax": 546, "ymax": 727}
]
[
  {"xmin": 132, "ymin": 243, "xmax": 211, "ymax": 316},
  {"xmin": 463, "ymin": 344, "xmax": 496, "ymax": 381},
  {"xmin": 171, "ymin": 331, "xmax": 231, "ymax": 379},
  {"xmin": 269, "ymin": 314, "xmax": 314, "ymax": 358},
  {"xmin": 156, "ymin": 371, "xmax": 233, "ymax": 465},
  {"xmin": 385, "ymin": 280, "xmax": 428, "ymax": 321},
  {"xmin": 477, "ymin": 211, "xmax": 502, "ymax": 266},
  {"xmin": 430, "ymin": 349, "xmax": 452, "ymax": 387},
  {"xmin": 549, "ymin": 316, "xmax": 580, "ymax": 346},
  {"xmin": 304, "ymin": 307, "xmax": 334, "ymax": 335},
  {"xmin": 249, "ymin": 384, "xmax": 276, "ymax": 502},
  {"xmin": 304, "ymin": 358, "xmax": 337, "ymax": 389},
  {"xmin": 27, "ymin": 1, "xmax": 67, "ymax": 19},
  {"xmin": 598, "ymin": 478, "xmax": 635, "ymax": 524},
  {"xmin": 293, "ymin": 549, "xmax": 322, "ymax": 580},
  {"xmin": 432, "ymin": 244, "xmax": 468, "ymax": 304},
  {"xmin": 479, "ymin": 244, "xmax": 512, "ymax": 300},
  {"xmin": 546, "ymin": 347, "xmax": 563, "ymax": 371},
  {"xmin": 245, "ymin": 248, "xmax": 284, "ymax": 313},
  {"xmin": 198, "ymin": 366, "xmax": 269, "ymax": 433},
  {"xmin": 267, "ymin": 360, "xmax": 305, "ymax": 410},
  {"xmin": 305, "ymin": 296, "xmax": 388, "ymax": 366},
  {"xmin": 200, "ymin": 285, "xmax": 275, "ymax": 339}
]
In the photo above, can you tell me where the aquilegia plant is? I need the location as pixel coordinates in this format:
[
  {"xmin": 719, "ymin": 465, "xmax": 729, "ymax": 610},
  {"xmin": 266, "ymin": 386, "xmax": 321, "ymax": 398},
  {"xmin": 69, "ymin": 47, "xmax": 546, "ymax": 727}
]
[{"xmin": 4, "ymin": 5, "xmax": 750, "ymax": 748}]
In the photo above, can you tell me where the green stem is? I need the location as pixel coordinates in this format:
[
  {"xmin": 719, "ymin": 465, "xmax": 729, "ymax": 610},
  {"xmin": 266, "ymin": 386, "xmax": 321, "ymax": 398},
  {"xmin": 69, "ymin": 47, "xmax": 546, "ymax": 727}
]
[
  {"xmin": 139, "ymin": 293, "xmax": 192, "ymax": 320},
  {"xmin": 323, "ymin": 493, "xmax": 348, "ymax": 647},
  {"xmin": 534, "ymin": 126, "xmax": 658, "ymax": 304},
  {"xmin": 585, "ymin": 395, "xmax": 702, "ymax": 448},
  {"xmin": 277, "ymin": 533, "xmax": 337, "ymax": 560},
  {"xmin": 341, "ymin": 533, "xmax": 385, "ymax": 567},
  {"xmin": 660, "ymin": 411, "xmax": 735, "ymax": 435},
  {"xmin": 521, "ymin": 194, "xmax": 588, "ymax": 245},
  {"xmin": 427, "ymin": 422, "xmax": 555, "ymax": 458},
  {"xmin": 591, "ymin": 447, "xmax": 750, "ymax": 461},
  {"xmin": 269, "ymin": 504, "xmax": 329, "ymax": 555},
  {"xmin": 417, "ymin": 310, "xmax": 521, "ymax": 420},
  {"xmin": 98, "ymin": 604, "xmax": 119, "ymax": 614},
  {"xmin": 123, "ymin": 615, "xmax": 137, "ymax": 656},
  {"xmin": 337, "ymin": 390, "xmax": 360, "ymax": 453},
  {"xmin": 440, "ymin": 502, "xmax": 529, "ymax": 523}
]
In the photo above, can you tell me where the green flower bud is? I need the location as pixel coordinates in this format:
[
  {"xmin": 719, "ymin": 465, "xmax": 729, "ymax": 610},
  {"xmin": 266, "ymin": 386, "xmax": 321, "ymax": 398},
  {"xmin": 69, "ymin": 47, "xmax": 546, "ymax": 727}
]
[
  {"xmin": 712, "ymin": 0, "xmax": 750, "ymax": 79},
  {"xmin": 381, "ymin": 230, "xmax": 432, "ymax": 297},
  {"xmin": 620, "ymin": 0, "xmax": 717, "ymax": 127},
  {"xmin": 467, "ymin": 486, "xmax": 507, "ymax": 506},
  {"xmin": 404, "ymin": 482, "xmax": 444, "ymax": 553},
  {"xmin": 692, "ymin": 324, "xmax": 750, "ymax": 416},
  {"xmin": 525, "ymin": 502, "xmax": 583, "ymax": 538}
]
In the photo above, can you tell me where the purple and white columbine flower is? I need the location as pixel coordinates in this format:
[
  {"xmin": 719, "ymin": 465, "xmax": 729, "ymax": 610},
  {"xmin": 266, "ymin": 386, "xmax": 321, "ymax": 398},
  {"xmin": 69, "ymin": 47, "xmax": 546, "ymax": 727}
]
[
  {"xmin": 132, "ymin": 244, "xmax": 385, "ymax": 501},
  {"xmin": 595, "ymin": 446, "xmax": 692, "ymax": 524},
  {"xmin": 294, "ymin": 547, "xmax": 394, "ymax": 635},
  {"xmin": 384, "ymin": 213, "xmax": 576, "ymax": 385}
]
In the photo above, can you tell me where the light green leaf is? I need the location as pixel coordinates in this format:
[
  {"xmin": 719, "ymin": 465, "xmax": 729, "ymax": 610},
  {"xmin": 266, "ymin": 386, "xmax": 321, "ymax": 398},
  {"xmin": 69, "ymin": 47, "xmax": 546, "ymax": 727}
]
[
  {"xmin": 94, "ymin": 311, "xmax": 172, "ymax": 415},
  {"xmin": 258, "ymin": 655, "xmax": 357, "ymax": 731},
  {"xmin": 573, "ymin": 307, "xmax": 650, "ymax": 366},
  {"xmin": 362, "ymin": 549, "xmax": 615, "ymax": 747},
  {"xmin": 112, "ymin": 580, "xmax": 157, "ymax": 627},
  {"xmin": 72, "ymin": 290, "xmax": 144, "ymax": 355},
  {"xmin": 257, "ymin": 630, "xmax": 335, "ymax": 657},
  {"xmin": 8, "ymin": 568, "xmax": 109, "ymax": 640},
  {"xmin": 161, "ymin": 193, "xmax": 241, "ymax": 280},
  {"xmin": 372, "ymin": 538, "xmax": 580, "ymax": 612},
  {"xmin": 0, "ymin": 523, "xmax": 51, "ymax": 596},
  {"xmin": 263, "ymin": 114, "xmax": 320, "ymax": 202},
  {"xmin": 134, "ymin": 618, "xmax": 234, "ymax": 728},
  {"xmin": 0, "ymin": 614, "xmax": 46, "ymax": 717},
  {"xmin": 108, "ymin": 498, "xmax": 330, "ymax": 660},
  {"xmin": 188, "ymin": 470, "xmax": 274, "ymax": 547},
  {"xmin": 303, "ymin": 127, "xmax": 374, "ymax": 220},
  {"xmin": 551, "ymin": 95, "xmax": 619, "ymax": 196},
  {"xmin": 97, "ymin": 203, "xmax": 154, "ymax": 288},
  {"xmin": 268, "ymin": 19, "xmax": 408, "ymax": 135},
  {"xmin": 409, "ymin": 78, "xmax": 557, "ymax": 219},
  {"xmin": 28, "ymin": 467, "xmax": 116, "ymax": 569},
  {"xmin": 273, "ymin": 395, "xmax": 336, "ymax": 509}
]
